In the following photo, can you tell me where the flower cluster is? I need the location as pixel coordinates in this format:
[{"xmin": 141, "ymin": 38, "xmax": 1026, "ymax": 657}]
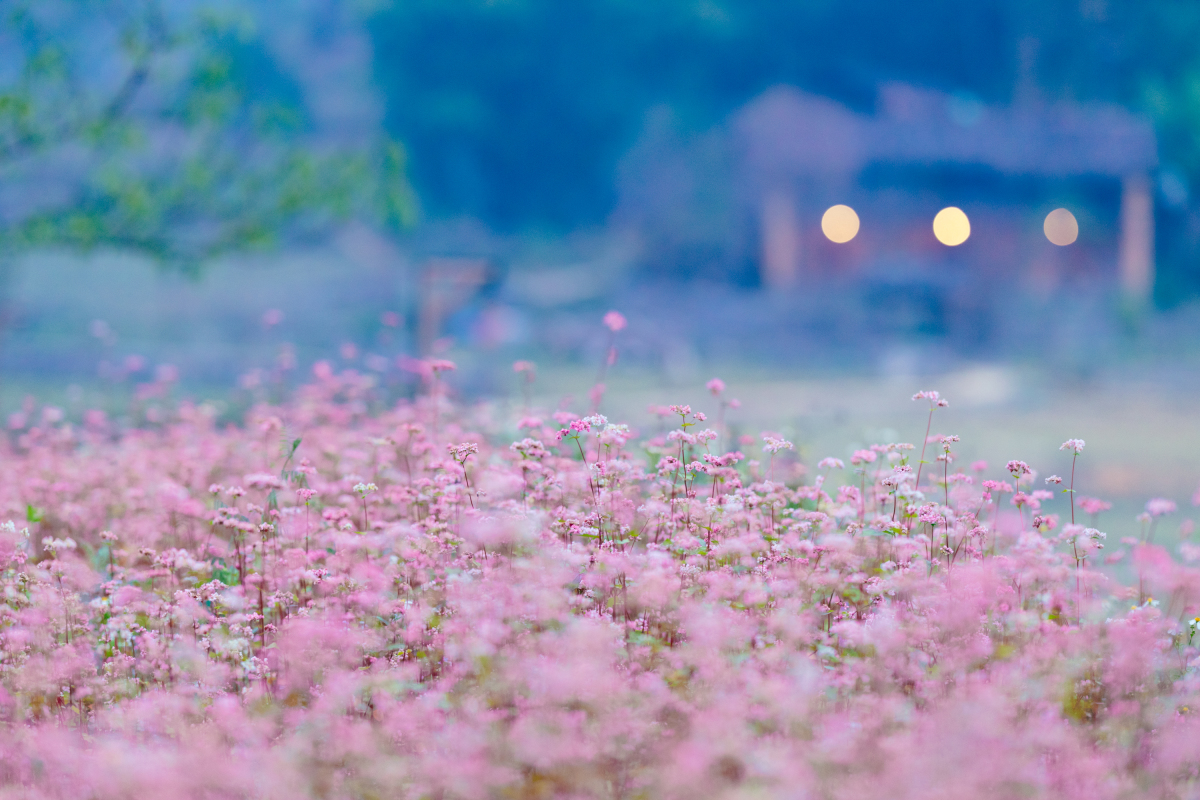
[{"xmin": 0, "ymin": 374, "xmax": 1196, "ymax": 798}]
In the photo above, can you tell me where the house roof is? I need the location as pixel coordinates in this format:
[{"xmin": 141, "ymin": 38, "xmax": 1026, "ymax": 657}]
[{"xmin": 733, "ymin": 84, "xmax": 1157, "ymax": 184}]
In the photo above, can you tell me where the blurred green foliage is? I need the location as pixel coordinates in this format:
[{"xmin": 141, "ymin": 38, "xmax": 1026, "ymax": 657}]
[{"xmin": 0, "ymin": 0, "xmax": 416, "ymax": 270}]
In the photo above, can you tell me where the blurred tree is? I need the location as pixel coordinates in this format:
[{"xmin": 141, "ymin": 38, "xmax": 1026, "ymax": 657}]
[{"xmin": 0, "ymin": 0, "xmax": 416, "ymax": 270}]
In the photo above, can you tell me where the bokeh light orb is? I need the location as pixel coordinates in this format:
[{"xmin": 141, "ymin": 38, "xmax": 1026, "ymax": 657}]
[
  {"xmin": 1043, "ymin": 208, "xmax": 1079, "ymax": 246},
  {"xmin": 932, "ymin": 207, "xmax": 971, "ymax": 246},
  {"xmin": 821, "ymin": 204, "xmax": 860, "ymax": 243}
]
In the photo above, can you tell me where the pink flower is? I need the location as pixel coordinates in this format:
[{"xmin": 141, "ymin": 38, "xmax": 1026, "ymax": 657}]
[
  {"xmin": 706, "ymin": 378, "xmax": 726, "ymax": 395},
  {"xmin": 1006, "ymin": 460, "xmax": 1031, "ymax": 477},
  {"xmin": 448, "ymin": 442, "xmax": 479, "ymax": 461},
  {"xmin": 313, "ymin": 360, "xmax": 334, "ymax": 380},
  {"xmin": 1146, "ymin": 498, "xmax": 1177, "ymax": 517},
  {"xmin": 0, "ymin": 364, "xmax": 1195, "ymax": 798},
  {"xmin": 602, "ymin": 310, "xmax": 627, "ymax": 332},
  {"xmin": 850, "ymin": 449, "xmax": 877, "ymax": 465},
  {"xmin": 912, "ymin": 390, "xmax": 949, "ymax": 407},
  {"xmin": 1078, "ymin": 496, "xmax": 1112, "ymax": 515},
  {"xmin": 762, "ymin": 436, "xmax": 794, "ymax": 454},
  {"xmin": 918, "ymin": 502, "xmax": 948, "ymax": 524}
]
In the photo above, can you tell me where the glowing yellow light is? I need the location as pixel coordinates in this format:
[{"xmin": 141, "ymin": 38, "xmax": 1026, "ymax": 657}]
[
  {"xmin": 821, "ymin": 204, "xmax": 860, "ymax": 243},
  {"xmin": 1043, "ymin": 208, "xmax": 1079, "ymax": 246},
  {"xmin": 932, "ymin": 207, "xmax": 970, "ymax": 246}
]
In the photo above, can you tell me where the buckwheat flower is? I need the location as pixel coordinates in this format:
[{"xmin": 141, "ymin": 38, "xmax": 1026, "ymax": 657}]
[
  {"xmin": 1079, "ymin": 496, "xmax": 1112, "ymax": 515},
  {"xmin": 99, "ymin": 530, "xmax": 117, "ymax": 542},
  {"xmin": 669, "ymin": 405, "xmax": 692, "ymax": 416},
  {"xmin": 353, "ymin": 482, "xmax": 378, "ymax": 496},
  {"xmin": 1046, "ymin": 475, "xmax": 1062, "ymax": 485},
  {"xmin": 1012, "ymin": 492, "xmax": 1038, "ymax": 511},
  {"xmin": 1146, "ymin": 498, "xmax": 1177, "ymax": 517},
  {"xmin": 296, "ymin": 488, "xmax": 318, "ymax": 503},
  {"xmin": 657, "ymin": 456, "xmax": 681, "ymax": 476},
  {"xmin": 42, "ymin": 537, "xmax": 77, "ymax": 552},
  {"xmin": 1006, "ymin": 460, "xmax": 1032, "ymax": 477},
  {"xmin": 850, "ymin": 449, "xmax": 877, "ymax": 465},
  {"xmin": 707, "ymin": 378, "xmax": 726, "ymax": 395},
  {"xmin": 245, "ymin": 473, "xmax": 285, "ymax": 490},
  {"xmin": 602, "ymin": 310, "xmax": 627, "ymax": 332},
  {"xmin": 512, "ymin": 360, "xmax": 535, "ymax": 373},
  {"xmin": 693, "ymin": 412, "xmax": 707, "ymax": 421},
  {"xmin": 762, "ymin": 436, "xmax": 794, "ymax": 454},
  {"xmin": 448, "ymin": 442, "xmax": 479, "ymax": 461},
  {"xmin": 208, "ymin": 483, "xmax": 223, "ymax": 495},
  {"xmin": 818, "ymin": 457, "xmax": 844, "ymax": 469},
  {"xmin": 1060, "ymin": 439, "xmax": 1085, "ymax": 454},
  {"xmin": 511, "ymin": 438, "xmax": 549, "ymax": 459},
  {"xmin": 918, "ymin": 503, "xmax": 948, "ymax": 524},
  {"xmin": 912, "ymin": 390, "xmax": 949, "ymax": 407}
]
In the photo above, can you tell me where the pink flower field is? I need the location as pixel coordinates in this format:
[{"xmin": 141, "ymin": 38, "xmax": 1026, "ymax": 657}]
[{"xmin": 0, "ymin": 365, "xmax": 1198, "ymax": 799}]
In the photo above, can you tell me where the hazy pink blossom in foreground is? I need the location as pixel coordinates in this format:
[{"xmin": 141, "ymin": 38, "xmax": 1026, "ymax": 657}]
[
  {"xmin": 0, "ymin": 371, "xmax": 1195, "ymax": 799},
  {"xmin": 602, "ymin": 310, "xmax": 627, "ymax": 332}
]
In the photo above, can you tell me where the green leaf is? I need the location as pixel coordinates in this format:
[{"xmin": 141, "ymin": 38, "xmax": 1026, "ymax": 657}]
[{"xmin": 212, "ymin": 566, "xmax": 238, "ymax": 585}]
